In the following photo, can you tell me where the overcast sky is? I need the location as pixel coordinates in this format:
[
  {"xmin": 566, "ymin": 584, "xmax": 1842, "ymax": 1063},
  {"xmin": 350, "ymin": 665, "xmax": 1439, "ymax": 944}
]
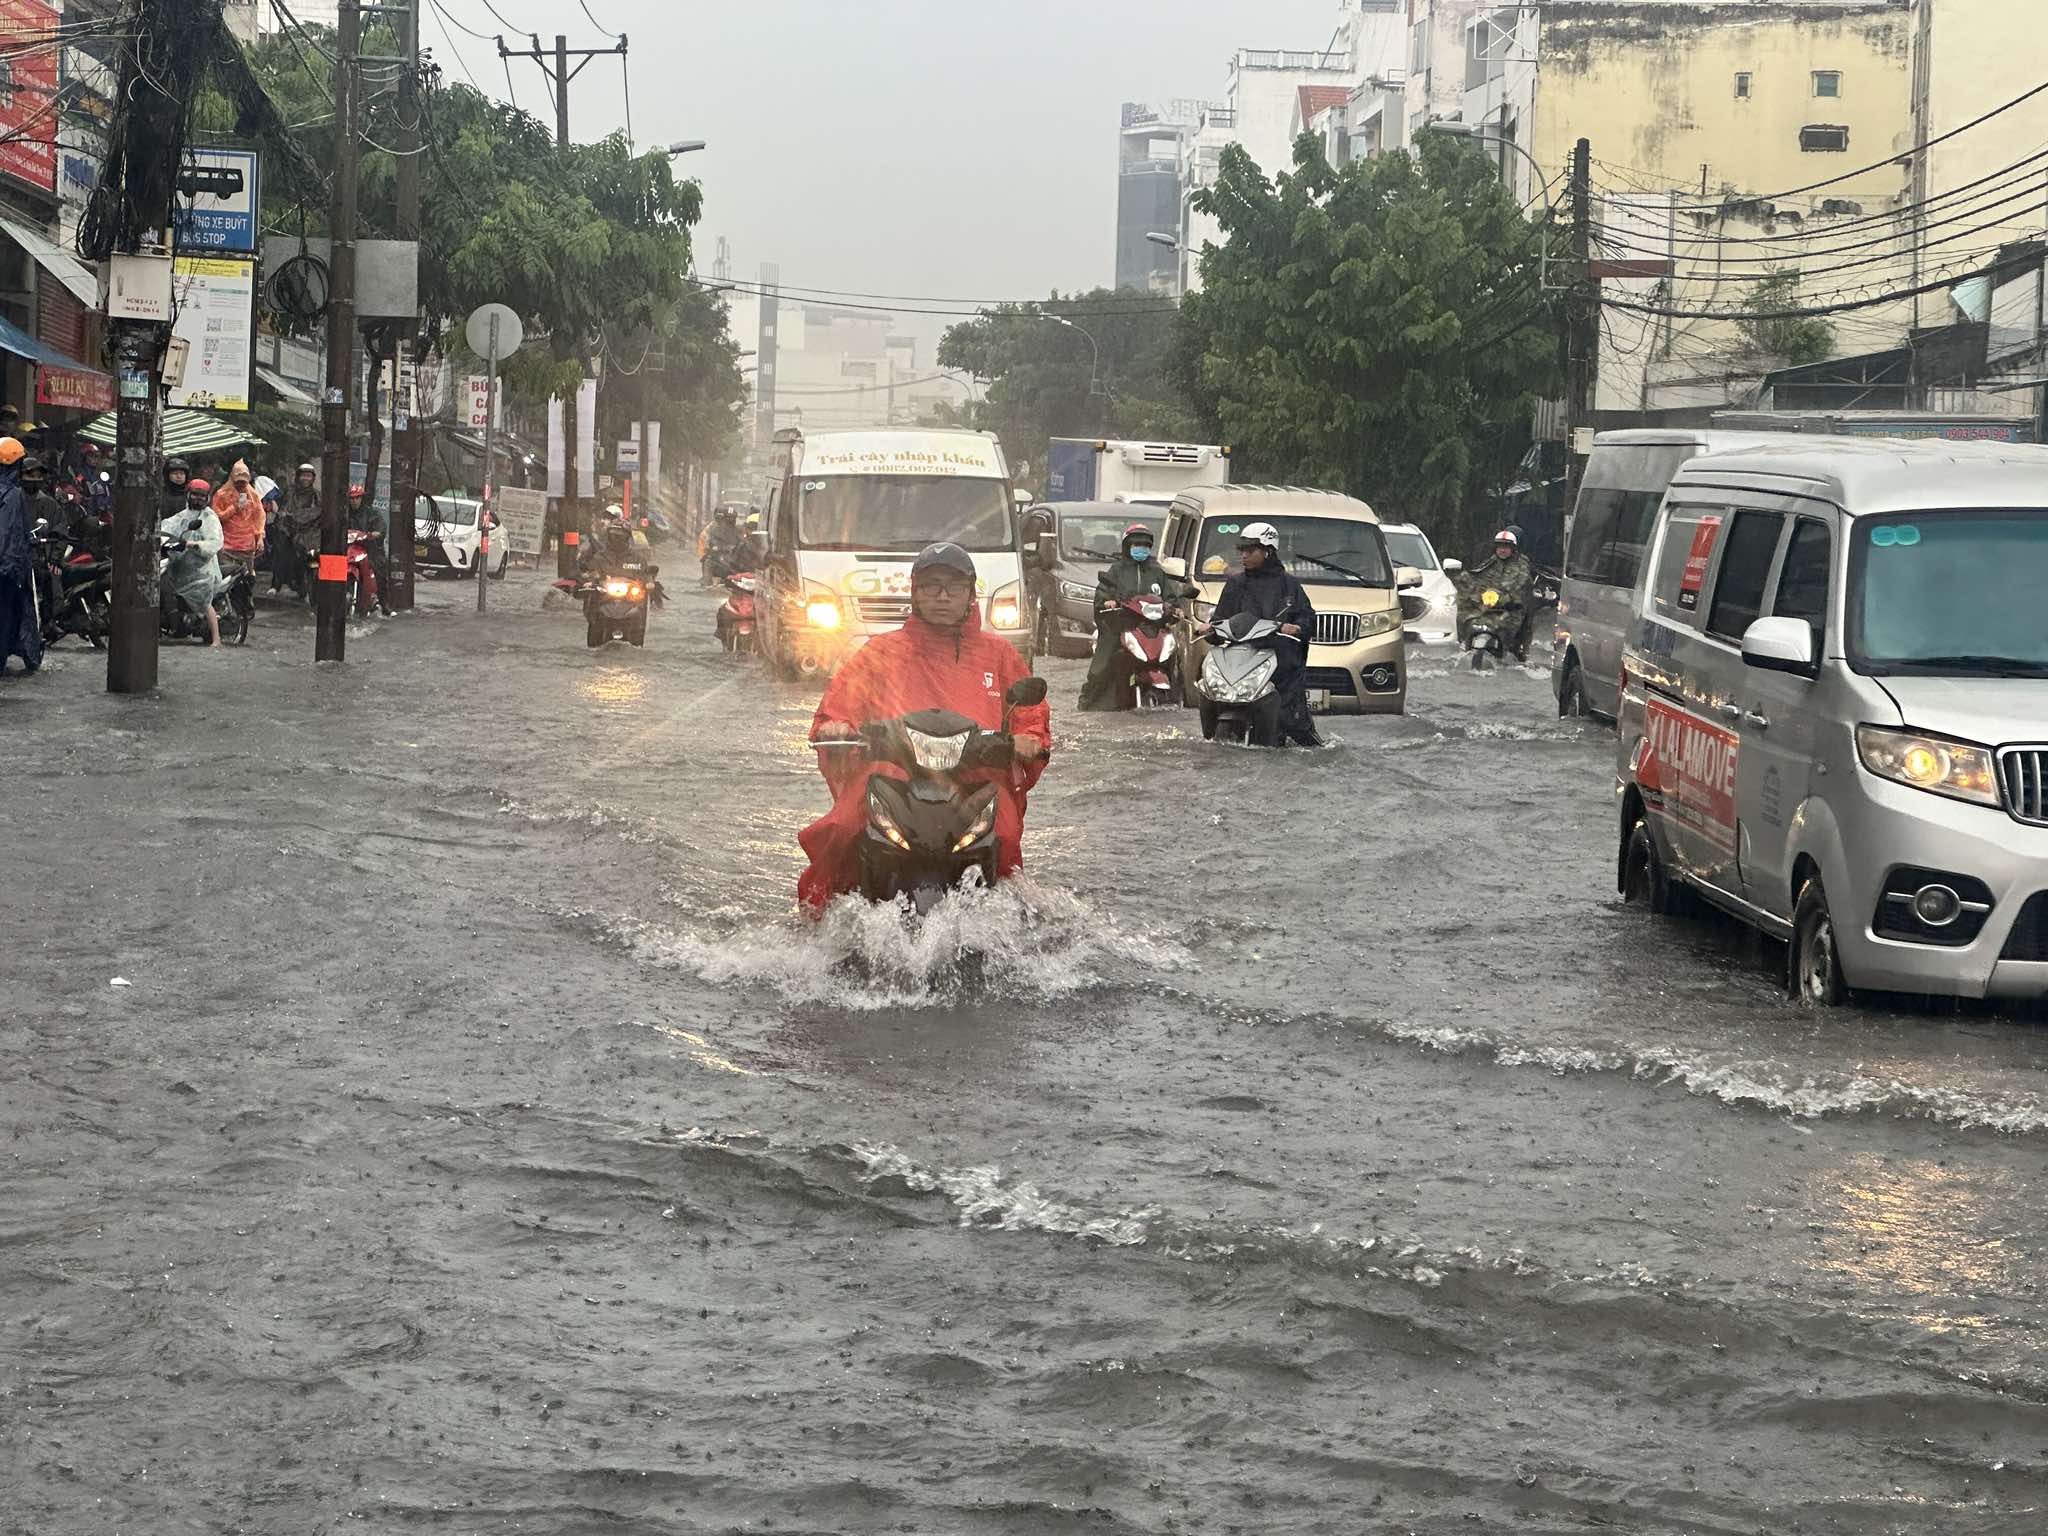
[{"xmin": 428, "ymin": 0, "xmax": 1339, "ymax": 350}]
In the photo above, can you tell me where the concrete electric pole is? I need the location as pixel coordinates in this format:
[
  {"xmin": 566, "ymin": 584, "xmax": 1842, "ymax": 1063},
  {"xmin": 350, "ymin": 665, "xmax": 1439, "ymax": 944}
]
[{"xmin": 316, "ymin": 0, "xmax": 361, "ymax": 661}]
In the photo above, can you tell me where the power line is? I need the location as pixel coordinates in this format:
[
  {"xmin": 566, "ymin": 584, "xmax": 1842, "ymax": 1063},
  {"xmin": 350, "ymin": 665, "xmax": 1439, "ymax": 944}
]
[{"xmin": 1598, "ymin": 244, "xmax": 2045, "ymax": 323}]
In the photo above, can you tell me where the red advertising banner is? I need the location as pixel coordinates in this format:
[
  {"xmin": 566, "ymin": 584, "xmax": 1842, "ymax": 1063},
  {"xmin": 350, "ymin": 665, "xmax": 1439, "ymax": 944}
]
[
  {"xmin": 1638, "ymin": 695, "xmax": 1740, "ymax": 853},
  {"xmin": 36, "ymin": 361, "xmax": 112, "ymax": 412},
  {"xmin": 1677, "ymin": 514, "xmax": 1722, "ymax": 611},
  {"xmin": 0, "ymin": 0, "xmax": 60, "ymax": 193}
]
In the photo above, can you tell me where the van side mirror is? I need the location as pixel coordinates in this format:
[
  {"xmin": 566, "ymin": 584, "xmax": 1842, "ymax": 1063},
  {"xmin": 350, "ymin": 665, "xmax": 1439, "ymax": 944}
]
[
  {"xmin": 1158, "ymin": 556, "xmax": 1188, "ymax": 580},
  {"xmin": 1395, "ymin": 565, "xmax": 1424, "ymax": 591},
  {"xmin": 1741, "ymin": 616, "xmax": 1816, "ymax": 675},
  {"xmin": 1442, "ymin": 558, "xmax": 1464, "ymax": 576},
  {"xmin": 1004, "ymin": 676, "xmax": 1049, "ymax": 708}
]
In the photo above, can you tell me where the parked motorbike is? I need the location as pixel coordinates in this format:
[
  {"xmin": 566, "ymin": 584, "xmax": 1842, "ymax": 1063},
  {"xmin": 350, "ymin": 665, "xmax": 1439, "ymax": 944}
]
[
  {"xmin": 31, "ymin": 517, "xmax": 111, "ymax": 648},
  {"xmin": 1111, "ymin": 593, "xmax": 1180, "ymax": 709},
  {"xmin": 158, "ymin": 536, "xmax": 254, "ymax": 645},
  {"xmin": 821, "ymin": 677, "xmax": 1049, "ymax": 915},
  {"xmin": 1460, "ymin": 588, "xmax": 1515, "ymax": 672},
  {"xmin": 581, "ymin": 564, "xmax": 656, "ymax": 648},
  {"xmin": 1195, "ymin": 612, "xmax": 1285, "ymax": 746},
  {"xmin": 717, "ymin": 571, "xmax": 758, "ymax": 653}
]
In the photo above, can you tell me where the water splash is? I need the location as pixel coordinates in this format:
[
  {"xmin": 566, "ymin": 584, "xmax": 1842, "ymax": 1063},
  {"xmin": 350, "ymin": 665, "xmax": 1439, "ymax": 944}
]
[{"xmin": 615, "ymin": 876, "xmax": 1190, "ymax": 1011}]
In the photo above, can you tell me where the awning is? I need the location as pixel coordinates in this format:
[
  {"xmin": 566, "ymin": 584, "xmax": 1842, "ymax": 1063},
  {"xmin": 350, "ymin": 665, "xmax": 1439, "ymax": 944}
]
[
  {"xmin": 0, "ymin": 310, "xmax": 117, "ymax": 412},
  {"xmin": 0, "ymin": 213, "xmax": 100, "ymax": 309},
  {"xmin": 256, "ymin": 366, "xmax": 318, "ymax": 405},
  {"xmin": 77, "ymin": 406, "xmax": 266, "ymax": 455}
]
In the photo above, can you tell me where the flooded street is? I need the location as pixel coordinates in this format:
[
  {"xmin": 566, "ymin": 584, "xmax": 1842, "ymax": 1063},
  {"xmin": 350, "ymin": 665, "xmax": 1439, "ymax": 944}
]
[{"xmin": 6, "ymin": 572, "xmax": 2047, "ymax": 1534}]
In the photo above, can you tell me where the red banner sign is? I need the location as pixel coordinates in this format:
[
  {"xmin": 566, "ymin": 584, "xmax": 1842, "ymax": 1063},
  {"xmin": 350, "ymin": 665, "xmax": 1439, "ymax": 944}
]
[
  {"xmin": 0, "ymin": 0, "xmax": 60, "ymax": 193},
  {"xmin": 36, "ymin": 362, "xmax": 112, "ymax": 413},
  {"xmin": 1677, "ymin": 515, "xmax": 1721, "ymax": 611},
  {"xmin": 1638, "ymin": 696, "xmax": 1740, "ymax": 853}
]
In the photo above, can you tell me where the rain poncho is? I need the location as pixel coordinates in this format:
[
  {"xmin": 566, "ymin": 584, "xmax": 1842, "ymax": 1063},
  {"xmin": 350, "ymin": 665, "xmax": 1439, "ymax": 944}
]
[
  {"xmin": 158, "ymin": 506, "xmax": 224, "ymax": 616},
  {"xmin": 798, "ymin": 604, "xmax": 1052, "ymax": 909},
  {"xmin": 212, "ymin": 461, "xmax": 266, "ymax": 556},
  {"xmin": 0, "ymin": 461, "xmax": 40, "ymax": 672}
]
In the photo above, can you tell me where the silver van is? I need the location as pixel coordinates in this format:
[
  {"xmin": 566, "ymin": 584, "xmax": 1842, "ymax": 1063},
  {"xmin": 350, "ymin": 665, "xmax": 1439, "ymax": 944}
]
[
  {"xmin": 1614, "ymin": 439, "xmax": 2048, "ymax": 1005},
  {"xmin": 1555, "ymin": 430, "xmax": 1785, "ymax": 720}
]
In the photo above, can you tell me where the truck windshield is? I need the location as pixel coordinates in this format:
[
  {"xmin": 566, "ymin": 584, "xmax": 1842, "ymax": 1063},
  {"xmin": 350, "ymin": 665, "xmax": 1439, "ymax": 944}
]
[
  {"xmin": 1195, "ymin": 516, "xmax": 1392, "ymax": 587},
  {"xmin": 797, "ymin": 475, "xmax": 1013, "ymax": 552},
  {"xmin": 1851, "ymin": 510, "xmax": 2048, "ymax": 674},
  {"xmin": 1061, "ymin": 512, "xmax": 1160, "ymax": 562}
]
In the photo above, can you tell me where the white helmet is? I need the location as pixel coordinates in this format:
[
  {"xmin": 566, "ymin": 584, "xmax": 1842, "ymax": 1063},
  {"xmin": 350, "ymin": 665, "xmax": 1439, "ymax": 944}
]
[
  {"xmin": 1237, "ymin": 521, "xmax": 1281, "ymax": 549},
  {"xmin": 1492, "ymin": 527, "xmax": 1520, "ymax": 548}
]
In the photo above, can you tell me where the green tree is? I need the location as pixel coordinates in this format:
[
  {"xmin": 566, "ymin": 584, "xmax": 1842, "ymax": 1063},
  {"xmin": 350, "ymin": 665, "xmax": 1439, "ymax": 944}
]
[
  {"xmin": 1736, "ymin": 270, "xmax": 1835, "ymax": 366},
  {"xmin": 938, "ymin": 288, "xmax": 1197, "ymax": 491},
  {"xmin": 1171, "ymin": 134, "xmax": 1562, "ymax": 553}
]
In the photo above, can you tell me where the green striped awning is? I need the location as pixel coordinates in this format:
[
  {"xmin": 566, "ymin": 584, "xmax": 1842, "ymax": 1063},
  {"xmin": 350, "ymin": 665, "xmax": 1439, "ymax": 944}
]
[{"xmin": 78, "ymin": 407, "xmax": 266, "ymax": 456}]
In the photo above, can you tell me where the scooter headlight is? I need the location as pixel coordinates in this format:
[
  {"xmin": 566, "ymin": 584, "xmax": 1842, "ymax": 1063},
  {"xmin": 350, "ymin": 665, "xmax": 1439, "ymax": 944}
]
[
  {"xmin": 951, "ymin": 793, "xmax": 998, "ymax": 852},
  {"xmin": 806, "ymin": 599, "xmax": 842, "ymax": 630},
  {"xmin": 904, "ymin": 726, "xmax": 969, "ymax": 772},
  {"xmin": 603, "ymin": 578, "xmax": 632, "ymax": 597},
  {"xmin": 867, "ymin": 788, "xmax": 912, "ymax": 851}
]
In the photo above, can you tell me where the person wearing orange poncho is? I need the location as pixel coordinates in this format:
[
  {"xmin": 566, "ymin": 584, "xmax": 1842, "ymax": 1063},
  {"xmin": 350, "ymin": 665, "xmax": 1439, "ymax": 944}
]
[
  {"xmin": 211, "ymin": 459, "xmax": 266, "ymax": 577},
  {"xmin": 797, "ymin": 542, "xmax": 1051, "ymax": 910}
]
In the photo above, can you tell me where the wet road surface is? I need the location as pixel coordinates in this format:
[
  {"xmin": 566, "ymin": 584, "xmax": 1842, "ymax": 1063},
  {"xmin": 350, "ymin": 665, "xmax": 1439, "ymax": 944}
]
[{"xmin": 5, "ymin": 572, "xmax": 2046, "ymax": 1534}]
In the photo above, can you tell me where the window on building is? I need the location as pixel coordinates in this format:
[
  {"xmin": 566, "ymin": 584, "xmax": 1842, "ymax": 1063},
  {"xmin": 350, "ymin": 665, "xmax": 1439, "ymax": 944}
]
[
  {"xmin": 1734, "ymin": 72, "xmax": 1752, "ymax": 99},
  {"xmin": 1800, "ymin": 125, "xmax": 1850, "ymax": 153},
  {"xmin": 1813, "ymin": 70, "xmax": 1841, "ymax": 98}
]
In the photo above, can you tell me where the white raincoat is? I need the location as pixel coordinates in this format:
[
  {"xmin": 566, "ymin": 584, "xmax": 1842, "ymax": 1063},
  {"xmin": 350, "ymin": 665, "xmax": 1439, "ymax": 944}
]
[{"xmin": 158, "ymin": 506, "xmax": 224, "ymax": 613}]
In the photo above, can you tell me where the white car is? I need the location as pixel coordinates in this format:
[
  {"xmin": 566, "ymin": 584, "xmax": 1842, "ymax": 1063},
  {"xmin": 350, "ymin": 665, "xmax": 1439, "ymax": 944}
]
[
  {"xmin": 414, "ymin": 493, "xmax": 510, "ymax": 579},
  {"xmin": 1381, "ymin": 522, "xmax": 1459, "ymax": 644}
]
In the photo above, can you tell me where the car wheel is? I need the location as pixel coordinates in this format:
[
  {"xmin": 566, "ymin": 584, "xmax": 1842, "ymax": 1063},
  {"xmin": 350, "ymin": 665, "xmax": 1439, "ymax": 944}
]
[
  {"xmin": 1622, "ymin": 817, "xmax": 1684, "ymax": 916},
  {"xmin": 1559, "ymin": 660, "xmax": 1588, "ymax": 718},
  {"xmin": 1791, "ymin": 878, "xmax": 1849, "ymax": 1006}
]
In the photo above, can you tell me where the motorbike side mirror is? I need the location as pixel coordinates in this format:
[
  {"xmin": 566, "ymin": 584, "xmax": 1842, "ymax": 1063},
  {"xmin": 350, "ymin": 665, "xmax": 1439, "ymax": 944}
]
[{"xmin": 1004, "ymin": 676, "xmax": 1049, "ymax": 709}]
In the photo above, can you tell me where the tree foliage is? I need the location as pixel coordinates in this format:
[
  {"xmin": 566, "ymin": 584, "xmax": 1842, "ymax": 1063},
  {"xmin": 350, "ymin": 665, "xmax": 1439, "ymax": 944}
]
[
  {"xmin": 938, "ymin": 289, "xmax": 1198, "ymax": 489},
  {"xmin": 1736, "ymin": 270, "xmax": 1835, "ymax": 367},
  {"xmin": 1171, "ymin": 135, "xmax": 1562, "ymax": 551}
]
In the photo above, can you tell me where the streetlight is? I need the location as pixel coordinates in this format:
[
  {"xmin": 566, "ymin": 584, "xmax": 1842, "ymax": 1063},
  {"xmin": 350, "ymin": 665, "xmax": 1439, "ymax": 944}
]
[
  {"xmin": 666, "ymin": 140, "xmax": 707, "ymax": 156},
  {"xmin": 1417, "ymin": 119, "xmax": 1556, "ymax": 286},
  {"xmin": 1144, "ymin": 231, "xmax": 1177, "ymax": 249}
]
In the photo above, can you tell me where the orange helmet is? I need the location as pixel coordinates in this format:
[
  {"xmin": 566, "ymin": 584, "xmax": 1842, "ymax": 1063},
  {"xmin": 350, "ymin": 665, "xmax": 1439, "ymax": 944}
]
[{"xmin": 0, "ymin": 437, "xmax": 24, "ymax": 465}]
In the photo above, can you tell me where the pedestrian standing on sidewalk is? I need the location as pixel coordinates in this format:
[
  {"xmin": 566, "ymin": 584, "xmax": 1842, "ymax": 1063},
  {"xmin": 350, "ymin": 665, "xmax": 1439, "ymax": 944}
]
[
  {"xmin": 0, "ymin": 436, "xmax": 44, "ymax": 675},
  {"xmin": 212, "ymin": 459, "xmax": 266, "ymax": 582}
]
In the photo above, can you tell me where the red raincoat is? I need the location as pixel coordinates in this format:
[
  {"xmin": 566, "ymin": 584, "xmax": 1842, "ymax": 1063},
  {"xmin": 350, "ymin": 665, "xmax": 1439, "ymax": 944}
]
[{"xmin": 798, "ymin": 606, "xmax": 1052, "ymax": 909}]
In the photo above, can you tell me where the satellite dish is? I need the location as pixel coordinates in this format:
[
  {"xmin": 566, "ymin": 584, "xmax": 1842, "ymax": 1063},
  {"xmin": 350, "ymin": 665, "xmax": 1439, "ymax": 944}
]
[{"xmin": 465, "ymin": 302, "xmax": 524, "ymax": 362}]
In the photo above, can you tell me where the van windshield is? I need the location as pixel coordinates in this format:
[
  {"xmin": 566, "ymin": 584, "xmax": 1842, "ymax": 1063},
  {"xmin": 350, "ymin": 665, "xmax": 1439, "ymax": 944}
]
[
  {"xmin": 1195, "ymin": 515, "xmax": 1392, "ymax": 587},
  {"xmin": 1061, "ymin": 512, "xmax": 1160, "ymax": 562},
  {"xmin": 1851, "ymin": 510, "xmax": 2048, "ymax": 674},
  {"xmin": 797, "ymin": 475, "xmax": 1012, "ymax": 552}
]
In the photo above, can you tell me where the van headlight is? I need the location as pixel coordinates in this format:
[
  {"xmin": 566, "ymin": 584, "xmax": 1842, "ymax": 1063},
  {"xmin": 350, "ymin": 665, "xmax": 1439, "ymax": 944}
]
[
  {"xmin": 989, "ymin": 580, "xmax": 1023, "ymax": 631},
  {"xmin": 1855, "ymin": 725, "xmax": 2001, "ymax": 807},
  {"xmin": 1357, "ymin": 610, "xmax": 1400, "ymax": 638}
]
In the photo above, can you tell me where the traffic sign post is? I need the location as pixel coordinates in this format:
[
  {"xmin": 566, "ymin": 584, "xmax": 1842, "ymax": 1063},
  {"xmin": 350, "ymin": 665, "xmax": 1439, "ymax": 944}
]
[{"xmin": 464, "ymin": 303, "xmax": 524, "ymax": 614}]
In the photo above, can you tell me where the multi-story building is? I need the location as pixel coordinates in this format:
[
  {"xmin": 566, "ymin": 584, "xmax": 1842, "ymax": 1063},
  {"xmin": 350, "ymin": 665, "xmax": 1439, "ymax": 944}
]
[{"xmin": 1115, "ymin": 101, "xmax": 1219, "ymax": 293}]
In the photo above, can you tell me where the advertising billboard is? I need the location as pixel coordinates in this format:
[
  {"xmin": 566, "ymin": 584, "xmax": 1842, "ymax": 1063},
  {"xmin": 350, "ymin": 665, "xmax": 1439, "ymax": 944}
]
[
  {"xmin": 0, "ymin": 0, "xmax": 61, "ymax": 194},
  {"xmin": 168, "ymin": 256, "xmax": 255, "ymax": 411}
]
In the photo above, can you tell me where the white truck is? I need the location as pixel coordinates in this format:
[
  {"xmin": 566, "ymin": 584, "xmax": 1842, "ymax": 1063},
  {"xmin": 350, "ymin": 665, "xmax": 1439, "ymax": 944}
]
[{"xmin": 1043, "ymin": 438, "xmax": 1231, "ymax": 510}]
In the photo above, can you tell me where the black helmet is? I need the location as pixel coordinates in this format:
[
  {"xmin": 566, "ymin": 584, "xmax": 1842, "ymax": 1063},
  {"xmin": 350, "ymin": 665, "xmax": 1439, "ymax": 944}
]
[
  {"xmin": 164, "ymin": 456, "xmax": 188, "ymax": 481},
  {"xmin": 910, "ymin": 542, "xmax": 976, "ymax": 582}
]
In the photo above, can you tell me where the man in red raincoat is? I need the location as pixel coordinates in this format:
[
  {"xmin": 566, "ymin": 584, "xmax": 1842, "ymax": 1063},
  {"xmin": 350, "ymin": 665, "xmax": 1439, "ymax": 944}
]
[{"xmin": 799, "ymin": 542, "xmax": 1052, "ymax": 909}]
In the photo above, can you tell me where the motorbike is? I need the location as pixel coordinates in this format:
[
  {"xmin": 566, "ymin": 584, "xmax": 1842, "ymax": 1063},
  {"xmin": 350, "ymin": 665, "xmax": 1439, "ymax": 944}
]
[
  {"xmin": 822, "ymin": 677, "xmax": 1049, "ymax": 915},
  {"xmin": 305, "ymin": 531, "xmax": 379, "ymax": 615},
  {"xmin": 717, "ymin": 571, "xmax": 758, "ymax": 653},
  {"xmin": 580, "ymin": 563, "xmax": 656, "ymax": 648},
  {"xmin": 1110, "ymin": 593, "xmax": 1181, "ymax": 709},
  {"xmin": 1460, "ymin": 588, "xmax": 1518, "ymax": 672},
  {"xmin": 158, "ymin": 535, "xmax": 254, "ymax": 645},
  {"xmin": 31, "ymin": 517, "xmax": 111, "ymax": 648},
  {"xmin": 1195, "ymin": 612, "xmax": 1286, "ymax": 746}
]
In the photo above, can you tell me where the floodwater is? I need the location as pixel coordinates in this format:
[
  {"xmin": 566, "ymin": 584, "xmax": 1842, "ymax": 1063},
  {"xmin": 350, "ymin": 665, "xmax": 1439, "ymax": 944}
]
[{"xmin": 5, "ymin": 572, "xmax": 2045, "ymax": 1534}]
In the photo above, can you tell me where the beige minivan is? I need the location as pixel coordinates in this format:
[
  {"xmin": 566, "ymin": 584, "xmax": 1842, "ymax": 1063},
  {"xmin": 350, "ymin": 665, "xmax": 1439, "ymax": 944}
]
[{"xmin": 1157, "ymin": 485, "xmax": 1414, "ymax": 715}]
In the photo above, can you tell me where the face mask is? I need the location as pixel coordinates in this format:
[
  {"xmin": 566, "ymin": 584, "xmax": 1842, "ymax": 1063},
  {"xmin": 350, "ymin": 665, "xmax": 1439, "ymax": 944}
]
[{"xmin": 1129, "ymin": 546, "xmax": 1152, "ymax": 562}]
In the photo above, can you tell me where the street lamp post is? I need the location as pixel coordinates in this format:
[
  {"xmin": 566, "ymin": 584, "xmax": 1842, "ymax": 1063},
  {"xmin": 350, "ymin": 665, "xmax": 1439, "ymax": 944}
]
[{"xmin": 1044, "ymin": 313, "xmax": 1103, "ymax": 432}]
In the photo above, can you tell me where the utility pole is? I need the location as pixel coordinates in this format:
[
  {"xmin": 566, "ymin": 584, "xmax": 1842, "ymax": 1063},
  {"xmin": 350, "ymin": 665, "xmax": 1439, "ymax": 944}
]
[
  {"xmin": 498, "ymin": 31, "xmax": 626, "ymax": 577},
  {"xmin": 390, "ymin": 0, "xmax": 422, "ymax": 612},
  {"xmin": 1566, "ymin": 136, "xmax": 1596, "ymax": 511},
  {"xmin": 317, "ymin": 0, "xmax": 362, "ymax": 661}
]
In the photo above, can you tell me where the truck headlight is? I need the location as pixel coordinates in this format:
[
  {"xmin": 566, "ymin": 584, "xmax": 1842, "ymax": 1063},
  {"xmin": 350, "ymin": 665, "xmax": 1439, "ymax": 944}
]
[
  {"xmin": 1855, "ymin": 725, "xmax": 2001, "ymax": 807},
  {"xmin": 989, "ymin": 580, "xmax": 1023, "ymax": 630}
]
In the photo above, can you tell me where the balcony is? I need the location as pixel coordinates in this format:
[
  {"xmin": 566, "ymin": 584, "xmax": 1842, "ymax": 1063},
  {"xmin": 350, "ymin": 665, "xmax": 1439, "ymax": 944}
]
[{"xmin": 1235, "ymin": 48, "xmax": 1347, "ymax": 72}]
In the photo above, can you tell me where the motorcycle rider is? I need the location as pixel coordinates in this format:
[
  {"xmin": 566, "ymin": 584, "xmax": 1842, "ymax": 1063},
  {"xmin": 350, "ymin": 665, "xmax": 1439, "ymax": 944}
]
[
  {"xmin": 799, "ymin": 541, "xmax": 1051, "ymax": 909},
  {"xmin": 159, "ymin": 478, "xmax": 224, "ymax": 646},
  {"xmin": 0, "ymin": 436, "xmax": 40, "ymax": 675},
  {"xmin": 1206, "ymin": 521, "xmax": 1321, "ymax": 747},
  {"xmin": 348, "ymin": 482, "xmax": 393, "ymax": 614},
  {"xmin": 704, "ymin": 504, "xmax": 747, "ymax": 581},
  {"xmin": 160, "ymin": 456, "xmax": 193, "ymax": 520},
  {"xmin": 274, "ymin": 461, "xmax": 319, "ymax": 597},
  {"xmin": 577, "ymin": 507, "xmax": 642, "ymax": 579},
  {"xmin": 1456, "ymin": 527, "xmax": 1535, "ymax": 661},
  {"xmin": 1077, "ymin": 521, "xmax": 1196, "ymax": 711}
]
